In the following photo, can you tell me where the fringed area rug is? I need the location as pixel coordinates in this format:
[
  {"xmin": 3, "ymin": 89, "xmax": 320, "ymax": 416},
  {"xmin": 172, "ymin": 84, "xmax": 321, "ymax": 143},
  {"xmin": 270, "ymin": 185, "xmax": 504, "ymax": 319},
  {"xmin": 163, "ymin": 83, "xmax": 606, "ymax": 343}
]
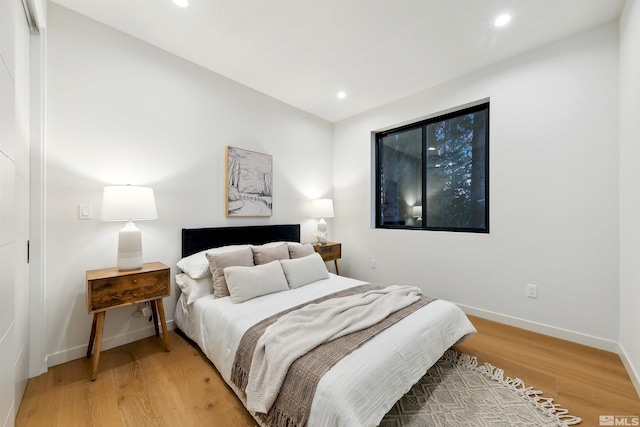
[{"xmin": 380, "ymin": 350, "xmax": 582, "ymax": 427}]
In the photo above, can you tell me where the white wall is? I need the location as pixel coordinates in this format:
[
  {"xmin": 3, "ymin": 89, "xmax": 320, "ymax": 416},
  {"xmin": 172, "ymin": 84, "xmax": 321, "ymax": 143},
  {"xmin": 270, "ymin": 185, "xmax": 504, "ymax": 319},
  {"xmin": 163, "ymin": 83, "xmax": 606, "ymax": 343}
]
[
  {"xmin": 43, "ymin": 4, "xmax": 334, "ymax": 367},
  {"xmin": 618, "ymin": 0, "xmax": 640, "ymax": 395},
  {"xmin": 334, "ymin": 23, "xmax": 620, "ymax": 349},
  {"xmin": 0, "ymin": 0, "xmax": 32, "ymax": 425}
]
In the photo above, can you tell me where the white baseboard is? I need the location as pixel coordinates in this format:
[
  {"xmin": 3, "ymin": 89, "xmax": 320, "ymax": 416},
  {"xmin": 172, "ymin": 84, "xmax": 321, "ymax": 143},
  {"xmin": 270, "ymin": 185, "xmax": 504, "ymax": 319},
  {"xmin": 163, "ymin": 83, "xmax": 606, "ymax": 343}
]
[
  {"xmin": 618, "ymin": 343, "xmax": 640, "ymax": 398},
  {"xmin": 46, "ymin": 319, "xmax": 176, "ymax": 368},
  {"xmin": 457, "ymin": 304, "xmax": 619, "ymax": 353},
  {"xmin": 460, "ymin": 304, "xmax": 640, "ymax": 398},
  {"xmin": 3, "ymin": 399, "xmax": 15, "ymax": 427}
]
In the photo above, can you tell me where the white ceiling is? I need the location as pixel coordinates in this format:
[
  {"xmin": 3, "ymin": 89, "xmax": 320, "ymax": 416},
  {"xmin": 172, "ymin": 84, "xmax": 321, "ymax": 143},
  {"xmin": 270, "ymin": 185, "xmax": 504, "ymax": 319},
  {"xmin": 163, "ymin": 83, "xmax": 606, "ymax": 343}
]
[{"xmin": 51, "ymin": 0, "xmax": 626, "ymax": 123}]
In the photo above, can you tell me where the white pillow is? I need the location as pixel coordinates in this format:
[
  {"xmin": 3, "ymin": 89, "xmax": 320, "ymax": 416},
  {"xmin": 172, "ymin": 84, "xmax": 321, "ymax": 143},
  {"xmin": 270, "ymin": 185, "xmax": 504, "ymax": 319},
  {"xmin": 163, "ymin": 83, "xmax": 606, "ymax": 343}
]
[
  {"xmin": 175, "ymin": 273, "xmax": 214, "ymax": 304},
  {"xmin": 177, "ymin": 244, "xmax": 251, "ymax": 279},
  {"xmin": 279, "ymin": 253, "xmax": 329, "ymax": 289},
  {"xmin": 224, "ymin": 260, "xmax": 289, "ymax": 303},
  {"xmin": 287, "ymin": 242, "xmax": 315, "ymax": 259}
]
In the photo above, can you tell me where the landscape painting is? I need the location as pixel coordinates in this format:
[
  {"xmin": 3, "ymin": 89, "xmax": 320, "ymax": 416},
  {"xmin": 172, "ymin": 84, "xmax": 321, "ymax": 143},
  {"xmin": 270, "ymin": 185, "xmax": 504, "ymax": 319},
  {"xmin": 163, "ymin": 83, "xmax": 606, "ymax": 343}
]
[{"xmin": 225, "ymin": 146, "xmax": 273, "ymax": 217}]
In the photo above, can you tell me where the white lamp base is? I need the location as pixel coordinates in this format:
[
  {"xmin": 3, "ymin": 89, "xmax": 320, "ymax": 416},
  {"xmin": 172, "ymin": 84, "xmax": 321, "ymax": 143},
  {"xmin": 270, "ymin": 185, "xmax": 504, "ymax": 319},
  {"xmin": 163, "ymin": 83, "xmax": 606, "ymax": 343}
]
[
  {"xmin": 317, "ymin": 218, "xmax": 328, "ymax": 244},
  {"xmin": 117, "ymin": 220, "xmax": 143, "ymax": 271}
]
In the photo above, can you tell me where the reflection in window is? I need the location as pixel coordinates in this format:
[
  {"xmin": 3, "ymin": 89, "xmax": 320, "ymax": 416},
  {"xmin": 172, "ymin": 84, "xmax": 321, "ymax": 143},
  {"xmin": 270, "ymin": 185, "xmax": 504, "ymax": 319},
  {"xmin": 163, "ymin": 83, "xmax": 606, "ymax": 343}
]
[
  {"xmin": 375, "ymin": 102, "xmax": 489, "ymax": 232},
  {"xmin": 378, "ymin": 127, "xmax": 422, "ymax": 226}
]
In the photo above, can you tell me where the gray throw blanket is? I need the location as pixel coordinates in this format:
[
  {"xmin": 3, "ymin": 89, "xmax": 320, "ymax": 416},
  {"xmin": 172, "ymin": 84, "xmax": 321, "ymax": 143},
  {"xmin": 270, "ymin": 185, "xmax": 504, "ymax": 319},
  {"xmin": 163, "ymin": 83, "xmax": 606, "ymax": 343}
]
[
  {"xmin": 246, "ymin": 285, "xmax": 423, "ymax": 413},
  {"xmin": 231, "ymin": 284, "xmax": 436, "ymax": 427}
]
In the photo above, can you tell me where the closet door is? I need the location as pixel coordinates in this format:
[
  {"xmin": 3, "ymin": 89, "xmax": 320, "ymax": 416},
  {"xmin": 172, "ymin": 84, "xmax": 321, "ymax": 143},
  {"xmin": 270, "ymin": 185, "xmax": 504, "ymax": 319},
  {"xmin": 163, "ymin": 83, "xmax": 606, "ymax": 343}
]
[
  {"xmin": 0, "ymin": 0, "xmax": 18, "ymax": 421},
  {"xmin": 14, "ymin": 0, "xmax": 32, "ymax": 413},
  {"xmin": 0, "ymin": 0, "xmax": 32, "ymax": 422}
]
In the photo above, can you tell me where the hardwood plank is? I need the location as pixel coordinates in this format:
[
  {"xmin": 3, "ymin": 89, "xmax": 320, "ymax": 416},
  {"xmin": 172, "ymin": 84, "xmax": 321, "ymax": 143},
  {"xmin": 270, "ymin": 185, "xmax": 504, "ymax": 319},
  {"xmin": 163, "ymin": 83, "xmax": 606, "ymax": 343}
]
[
  {"xmin": 16, "ymin": 318, "xmax": 640, "ymax": 427},
  {"xmin": 453, "ymin": 315, "xmax": 640, "ymax": 427}
]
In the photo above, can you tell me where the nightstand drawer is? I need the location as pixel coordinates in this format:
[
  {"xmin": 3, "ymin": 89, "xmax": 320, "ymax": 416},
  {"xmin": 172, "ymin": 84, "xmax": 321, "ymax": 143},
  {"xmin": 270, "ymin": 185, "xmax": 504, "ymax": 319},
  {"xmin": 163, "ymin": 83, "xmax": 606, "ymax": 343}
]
[
  {"xmin": 89, "ymin": 273, "xmax": 168, "ymax": 312},
  {"xmin": 313, "ymin": 242, "xmax": 341, "ymax": 262},
  {"xmin": 87, "ymin": 263, "xmax": 170, "ymax": 313}
]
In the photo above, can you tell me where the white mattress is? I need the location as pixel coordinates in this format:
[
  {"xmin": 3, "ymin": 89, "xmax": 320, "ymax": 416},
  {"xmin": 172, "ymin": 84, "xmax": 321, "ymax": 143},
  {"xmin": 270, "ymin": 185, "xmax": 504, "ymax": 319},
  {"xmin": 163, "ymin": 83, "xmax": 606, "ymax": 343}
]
[{"xmin": 175, "ymin": 273, "xmax": 476, "ymax": 426}]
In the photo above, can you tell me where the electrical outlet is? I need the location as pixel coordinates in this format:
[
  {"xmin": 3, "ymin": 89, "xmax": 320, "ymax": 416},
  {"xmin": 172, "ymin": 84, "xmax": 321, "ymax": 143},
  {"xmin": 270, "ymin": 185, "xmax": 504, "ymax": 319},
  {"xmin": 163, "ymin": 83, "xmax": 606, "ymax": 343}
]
[
  {"xmin": 141, "ymin": 304, "xmax": 152, "ymax": 317},
  {"xmin": 371, "ymin": 259, "xmax": 377, "ymax": 269},
  {"xmin": 526, "ymin": 284, "xmax": 537, "ymax": 298}
]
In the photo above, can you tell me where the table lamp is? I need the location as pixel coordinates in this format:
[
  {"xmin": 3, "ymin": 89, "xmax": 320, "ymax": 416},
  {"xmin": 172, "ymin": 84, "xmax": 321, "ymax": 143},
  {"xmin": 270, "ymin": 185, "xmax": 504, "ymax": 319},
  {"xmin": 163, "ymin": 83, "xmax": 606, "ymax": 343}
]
[
  {"xmin": 412, "ymin": 205, "xmax": 422, "ymax": 226},
  {"xmin": 311, "ymin": 198, "xmax": 334, "ymax": 244},
  {"xmin": 101, "ymin": 185, "xmax": 158, "ymax": 271}
]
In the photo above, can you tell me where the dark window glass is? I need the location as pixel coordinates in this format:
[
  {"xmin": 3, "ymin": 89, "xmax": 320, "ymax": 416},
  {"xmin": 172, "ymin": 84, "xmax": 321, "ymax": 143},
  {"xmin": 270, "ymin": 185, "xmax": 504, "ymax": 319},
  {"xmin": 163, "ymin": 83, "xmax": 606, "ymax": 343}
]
[
  {"xmin": 375, "ymin": 103, "xmax": 489, "ymax": 233},
  {"xmin": 378, "ymin": 127, "xmax": 422, "ymax": 227}
]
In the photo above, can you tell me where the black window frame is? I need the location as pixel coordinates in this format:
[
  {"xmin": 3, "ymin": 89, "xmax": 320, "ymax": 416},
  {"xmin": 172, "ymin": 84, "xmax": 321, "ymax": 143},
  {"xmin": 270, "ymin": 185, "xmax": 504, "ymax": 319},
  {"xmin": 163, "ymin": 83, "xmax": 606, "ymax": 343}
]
[{"xmin": 375, "ymin": 102, "xmax": 489, "ymax": 233}]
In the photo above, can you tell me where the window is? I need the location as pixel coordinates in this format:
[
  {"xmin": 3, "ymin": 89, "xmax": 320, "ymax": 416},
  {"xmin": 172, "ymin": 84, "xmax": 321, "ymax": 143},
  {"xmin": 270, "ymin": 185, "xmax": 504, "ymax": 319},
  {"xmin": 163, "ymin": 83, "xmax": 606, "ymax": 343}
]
[{"xmin": 375, "ymin": 102, "xmax": 489, "ymax": 232}]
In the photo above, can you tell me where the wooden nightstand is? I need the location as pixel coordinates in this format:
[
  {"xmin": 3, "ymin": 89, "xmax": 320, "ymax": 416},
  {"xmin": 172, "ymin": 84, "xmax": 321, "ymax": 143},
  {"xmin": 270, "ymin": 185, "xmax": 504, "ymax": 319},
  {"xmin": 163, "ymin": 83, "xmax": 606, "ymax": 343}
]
[
  {"xmin": 86, "ymin": 262, "xmax": 170, "ymax": 380},
  {"xmin": 312, "ymin": 242, "xmax": 341, "ymax": 275}
]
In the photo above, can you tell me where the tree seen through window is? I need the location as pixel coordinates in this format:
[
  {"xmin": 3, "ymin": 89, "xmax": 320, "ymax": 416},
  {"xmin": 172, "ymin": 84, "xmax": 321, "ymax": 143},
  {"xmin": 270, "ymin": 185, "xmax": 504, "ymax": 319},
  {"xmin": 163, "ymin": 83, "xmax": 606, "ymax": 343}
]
[{"xmin": 375, "ymin": 103, "xmax": 489, "ymax": 232}]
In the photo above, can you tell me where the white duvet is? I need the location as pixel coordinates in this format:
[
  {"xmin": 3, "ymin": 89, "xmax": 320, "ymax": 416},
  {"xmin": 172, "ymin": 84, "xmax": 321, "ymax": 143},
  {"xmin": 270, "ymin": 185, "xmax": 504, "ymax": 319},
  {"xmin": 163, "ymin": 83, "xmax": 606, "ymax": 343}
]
[{"xmin": 175, "ymin": 273, "xmax": 476, "ymax": 427}]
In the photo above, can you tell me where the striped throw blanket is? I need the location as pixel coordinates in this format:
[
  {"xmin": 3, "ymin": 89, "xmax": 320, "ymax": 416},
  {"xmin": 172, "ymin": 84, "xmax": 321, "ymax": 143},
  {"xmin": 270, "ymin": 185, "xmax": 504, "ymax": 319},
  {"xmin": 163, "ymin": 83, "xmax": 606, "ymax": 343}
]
[{"xmin": 231, "ymin": 284, "xmax": 435, "ymax": 427}]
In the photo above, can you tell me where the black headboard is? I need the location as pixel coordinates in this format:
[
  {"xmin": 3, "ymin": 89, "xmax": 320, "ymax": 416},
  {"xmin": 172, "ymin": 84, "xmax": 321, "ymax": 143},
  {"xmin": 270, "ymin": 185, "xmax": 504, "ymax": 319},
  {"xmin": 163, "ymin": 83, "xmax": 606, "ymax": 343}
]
[{"xmin": 181, "ymin": 224, "xmax": 301, "ymax": 257}]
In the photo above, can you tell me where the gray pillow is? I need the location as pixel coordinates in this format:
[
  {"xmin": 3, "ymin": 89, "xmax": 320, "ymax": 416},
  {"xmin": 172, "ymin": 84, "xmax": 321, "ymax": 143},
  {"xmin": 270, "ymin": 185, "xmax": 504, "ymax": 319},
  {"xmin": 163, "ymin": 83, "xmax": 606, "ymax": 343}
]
[
  {"xmin": 206, "ymin": 248, "xmax": 255, "ymax": 298},
  {"xmin": 287, "ymin": 242, "xmax": 315, "ymax": 259},
  {"xmin": 252, "ymin": 242, "xmax": 290, "ymax": 265}
]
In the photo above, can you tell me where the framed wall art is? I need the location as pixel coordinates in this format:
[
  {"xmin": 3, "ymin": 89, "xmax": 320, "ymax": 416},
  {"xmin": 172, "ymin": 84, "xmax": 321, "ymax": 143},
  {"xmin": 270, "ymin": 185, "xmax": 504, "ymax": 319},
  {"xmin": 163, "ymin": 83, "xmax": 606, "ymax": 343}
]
[{"xmin": 225, "ymin": 146, "xmax": 273, "ymax": 217}]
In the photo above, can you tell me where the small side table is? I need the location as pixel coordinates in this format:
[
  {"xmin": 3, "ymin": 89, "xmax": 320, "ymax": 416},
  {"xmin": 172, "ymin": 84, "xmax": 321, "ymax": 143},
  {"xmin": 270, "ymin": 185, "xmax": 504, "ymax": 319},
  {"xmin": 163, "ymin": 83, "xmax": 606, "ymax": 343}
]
[
  {"xmin": 312, "ymin": 242, "xmax": 341, "ymax": 275},
  {"xmin": 86, "ymin": 262, "xmax": 170, "ymax": 380}
]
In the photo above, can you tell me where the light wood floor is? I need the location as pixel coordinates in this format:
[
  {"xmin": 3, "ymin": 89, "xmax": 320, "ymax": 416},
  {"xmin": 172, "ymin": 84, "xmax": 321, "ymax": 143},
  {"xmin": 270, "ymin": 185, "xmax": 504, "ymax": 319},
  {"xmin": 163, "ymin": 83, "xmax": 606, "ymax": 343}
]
[
  {"xmin": 16, "ymin": 315, "xmax": 640, "ymax": 427},
  {"xmin": 453, "ymin": 316, "xmax": 640, "ymax": 427}
]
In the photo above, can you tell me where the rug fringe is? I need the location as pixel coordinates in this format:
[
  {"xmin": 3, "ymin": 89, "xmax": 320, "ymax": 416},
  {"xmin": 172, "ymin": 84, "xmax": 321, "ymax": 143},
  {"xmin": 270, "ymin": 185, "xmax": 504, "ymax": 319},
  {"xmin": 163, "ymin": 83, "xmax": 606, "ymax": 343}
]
[{"xmin": 443, "ymin": 349, "xmax": 583, "ymax": 426}]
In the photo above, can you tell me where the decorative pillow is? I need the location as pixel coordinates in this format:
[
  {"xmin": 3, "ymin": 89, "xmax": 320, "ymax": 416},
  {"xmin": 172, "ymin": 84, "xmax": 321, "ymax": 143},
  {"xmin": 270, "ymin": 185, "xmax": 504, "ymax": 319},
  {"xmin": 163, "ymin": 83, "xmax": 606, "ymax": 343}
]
[
  {"xmin": 252, "ymin": 242, "xmax": 290, "ymax": 265},
  {"xmin": 175, "ymin": 273, "xmax": 214, "ymax": 304},
  {"xmin": 205, "ymin": 248, "xmax": 255, "ymax": 298},
  {"xmin": 255, "ymin": 241, "xmax": 289, "ymax": 248},
  {"xmin": 224, "ymin": 260, "xmax": 289, "ymax": 303},
  {"xmin": 279, "ymin": 253, "xmax": 329, "ymax": 289},
  {"xmin": 287, "ymin": 242, "xmax": 315, "ymax": 259},
  {"xmin": 177, "ymin": 244, "xmax": 251, "ymax": 279}
]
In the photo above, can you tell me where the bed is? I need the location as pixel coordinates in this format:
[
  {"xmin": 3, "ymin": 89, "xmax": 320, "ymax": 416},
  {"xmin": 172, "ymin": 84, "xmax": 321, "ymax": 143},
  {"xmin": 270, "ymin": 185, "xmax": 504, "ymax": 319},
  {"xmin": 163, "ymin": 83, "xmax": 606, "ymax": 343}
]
[{"xmin": 174, "ymin": 224, "xmax": 476, "ymax": 427}]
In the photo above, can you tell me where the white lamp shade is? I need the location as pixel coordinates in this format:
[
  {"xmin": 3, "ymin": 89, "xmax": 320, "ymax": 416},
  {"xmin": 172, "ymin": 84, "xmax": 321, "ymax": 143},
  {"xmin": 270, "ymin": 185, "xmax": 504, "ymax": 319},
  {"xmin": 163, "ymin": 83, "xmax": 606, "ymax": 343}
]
[
  {"xmin": 412, "ymin": 206, "xmax": 422, "ymax": 217},
  {"xmin": 102, "ymin": 185, "xmax": 157, "ymax": 271},
  {"xmin": 311, "ymin": 199, "xmax": 334, "ymax": 219},
  {"xmin": 102, "ymin": 185, "xmax": 158, "ymax": 221}
]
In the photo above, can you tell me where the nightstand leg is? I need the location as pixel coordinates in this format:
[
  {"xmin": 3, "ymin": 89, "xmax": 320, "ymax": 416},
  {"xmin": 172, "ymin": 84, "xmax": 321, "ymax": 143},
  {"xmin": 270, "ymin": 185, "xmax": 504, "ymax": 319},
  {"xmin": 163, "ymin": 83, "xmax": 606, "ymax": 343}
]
[
  {"xmin": 149, "ymin": 300, "xmax": 160, "ymax": 337},
  {"xmin": 334, "ymin": 260, "xmax": 340, "ymax": 275},
  {"xmin": 156, "ymin": 299, "xmax": 170, "ymax": 352},
  {"xmin": 91, "ymin": 311, "xmax": 106, "ymax": 381},
  {"xmin": 86, "ymin": 314, "xmax": 98, "ymax": 358}
]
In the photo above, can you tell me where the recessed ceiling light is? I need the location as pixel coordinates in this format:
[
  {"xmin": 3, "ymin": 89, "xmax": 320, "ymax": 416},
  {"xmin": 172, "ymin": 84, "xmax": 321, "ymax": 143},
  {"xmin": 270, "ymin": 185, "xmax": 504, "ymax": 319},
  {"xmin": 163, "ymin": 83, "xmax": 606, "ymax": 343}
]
[
  {"xmin": 494, "ymin": 14, "xmax": 511, "ymax": 27},
  {"xmin": 173, "ymin": 0, "xmax": 188, "ymax": 7},
  {"xmin": 337, "ymin": 91, "xmax": 346, "ymax": 99}
]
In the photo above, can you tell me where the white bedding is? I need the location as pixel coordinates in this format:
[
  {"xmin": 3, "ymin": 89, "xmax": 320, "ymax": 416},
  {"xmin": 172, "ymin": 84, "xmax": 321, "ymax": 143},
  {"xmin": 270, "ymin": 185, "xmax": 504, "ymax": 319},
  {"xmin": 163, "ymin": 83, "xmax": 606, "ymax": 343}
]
[{"xmin": 175, "ymin": 273, "xmax": 476, "ymax": 427}]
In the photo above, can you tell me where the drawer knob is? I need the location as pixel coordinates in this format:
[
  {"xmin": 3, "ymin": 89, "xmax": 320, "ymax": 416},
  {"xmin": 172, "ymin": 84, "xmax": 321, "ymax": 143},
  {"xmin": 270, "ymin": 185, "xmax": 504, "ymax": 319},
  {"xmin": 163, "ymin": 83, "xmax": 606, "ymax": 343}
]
[
  {"xmin": 133, "ymin": 279, "xmax": 137, "ymax": 284},
  {"xmin": 133, "ymin": 293, "xmax": 138, "ymax": 297}
]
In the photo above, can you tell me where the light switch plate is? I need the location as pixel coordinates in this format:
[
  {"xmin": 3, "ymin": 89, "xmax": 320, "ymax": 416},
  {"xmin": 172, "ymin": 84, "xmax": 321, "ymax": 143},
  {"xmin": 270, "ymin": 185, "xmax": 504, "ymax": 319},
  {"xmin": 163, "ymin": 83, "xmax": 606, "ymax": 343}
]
[{"xmin": 78, "ymin": 204, "xmax": 92, "ymax": 219}]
